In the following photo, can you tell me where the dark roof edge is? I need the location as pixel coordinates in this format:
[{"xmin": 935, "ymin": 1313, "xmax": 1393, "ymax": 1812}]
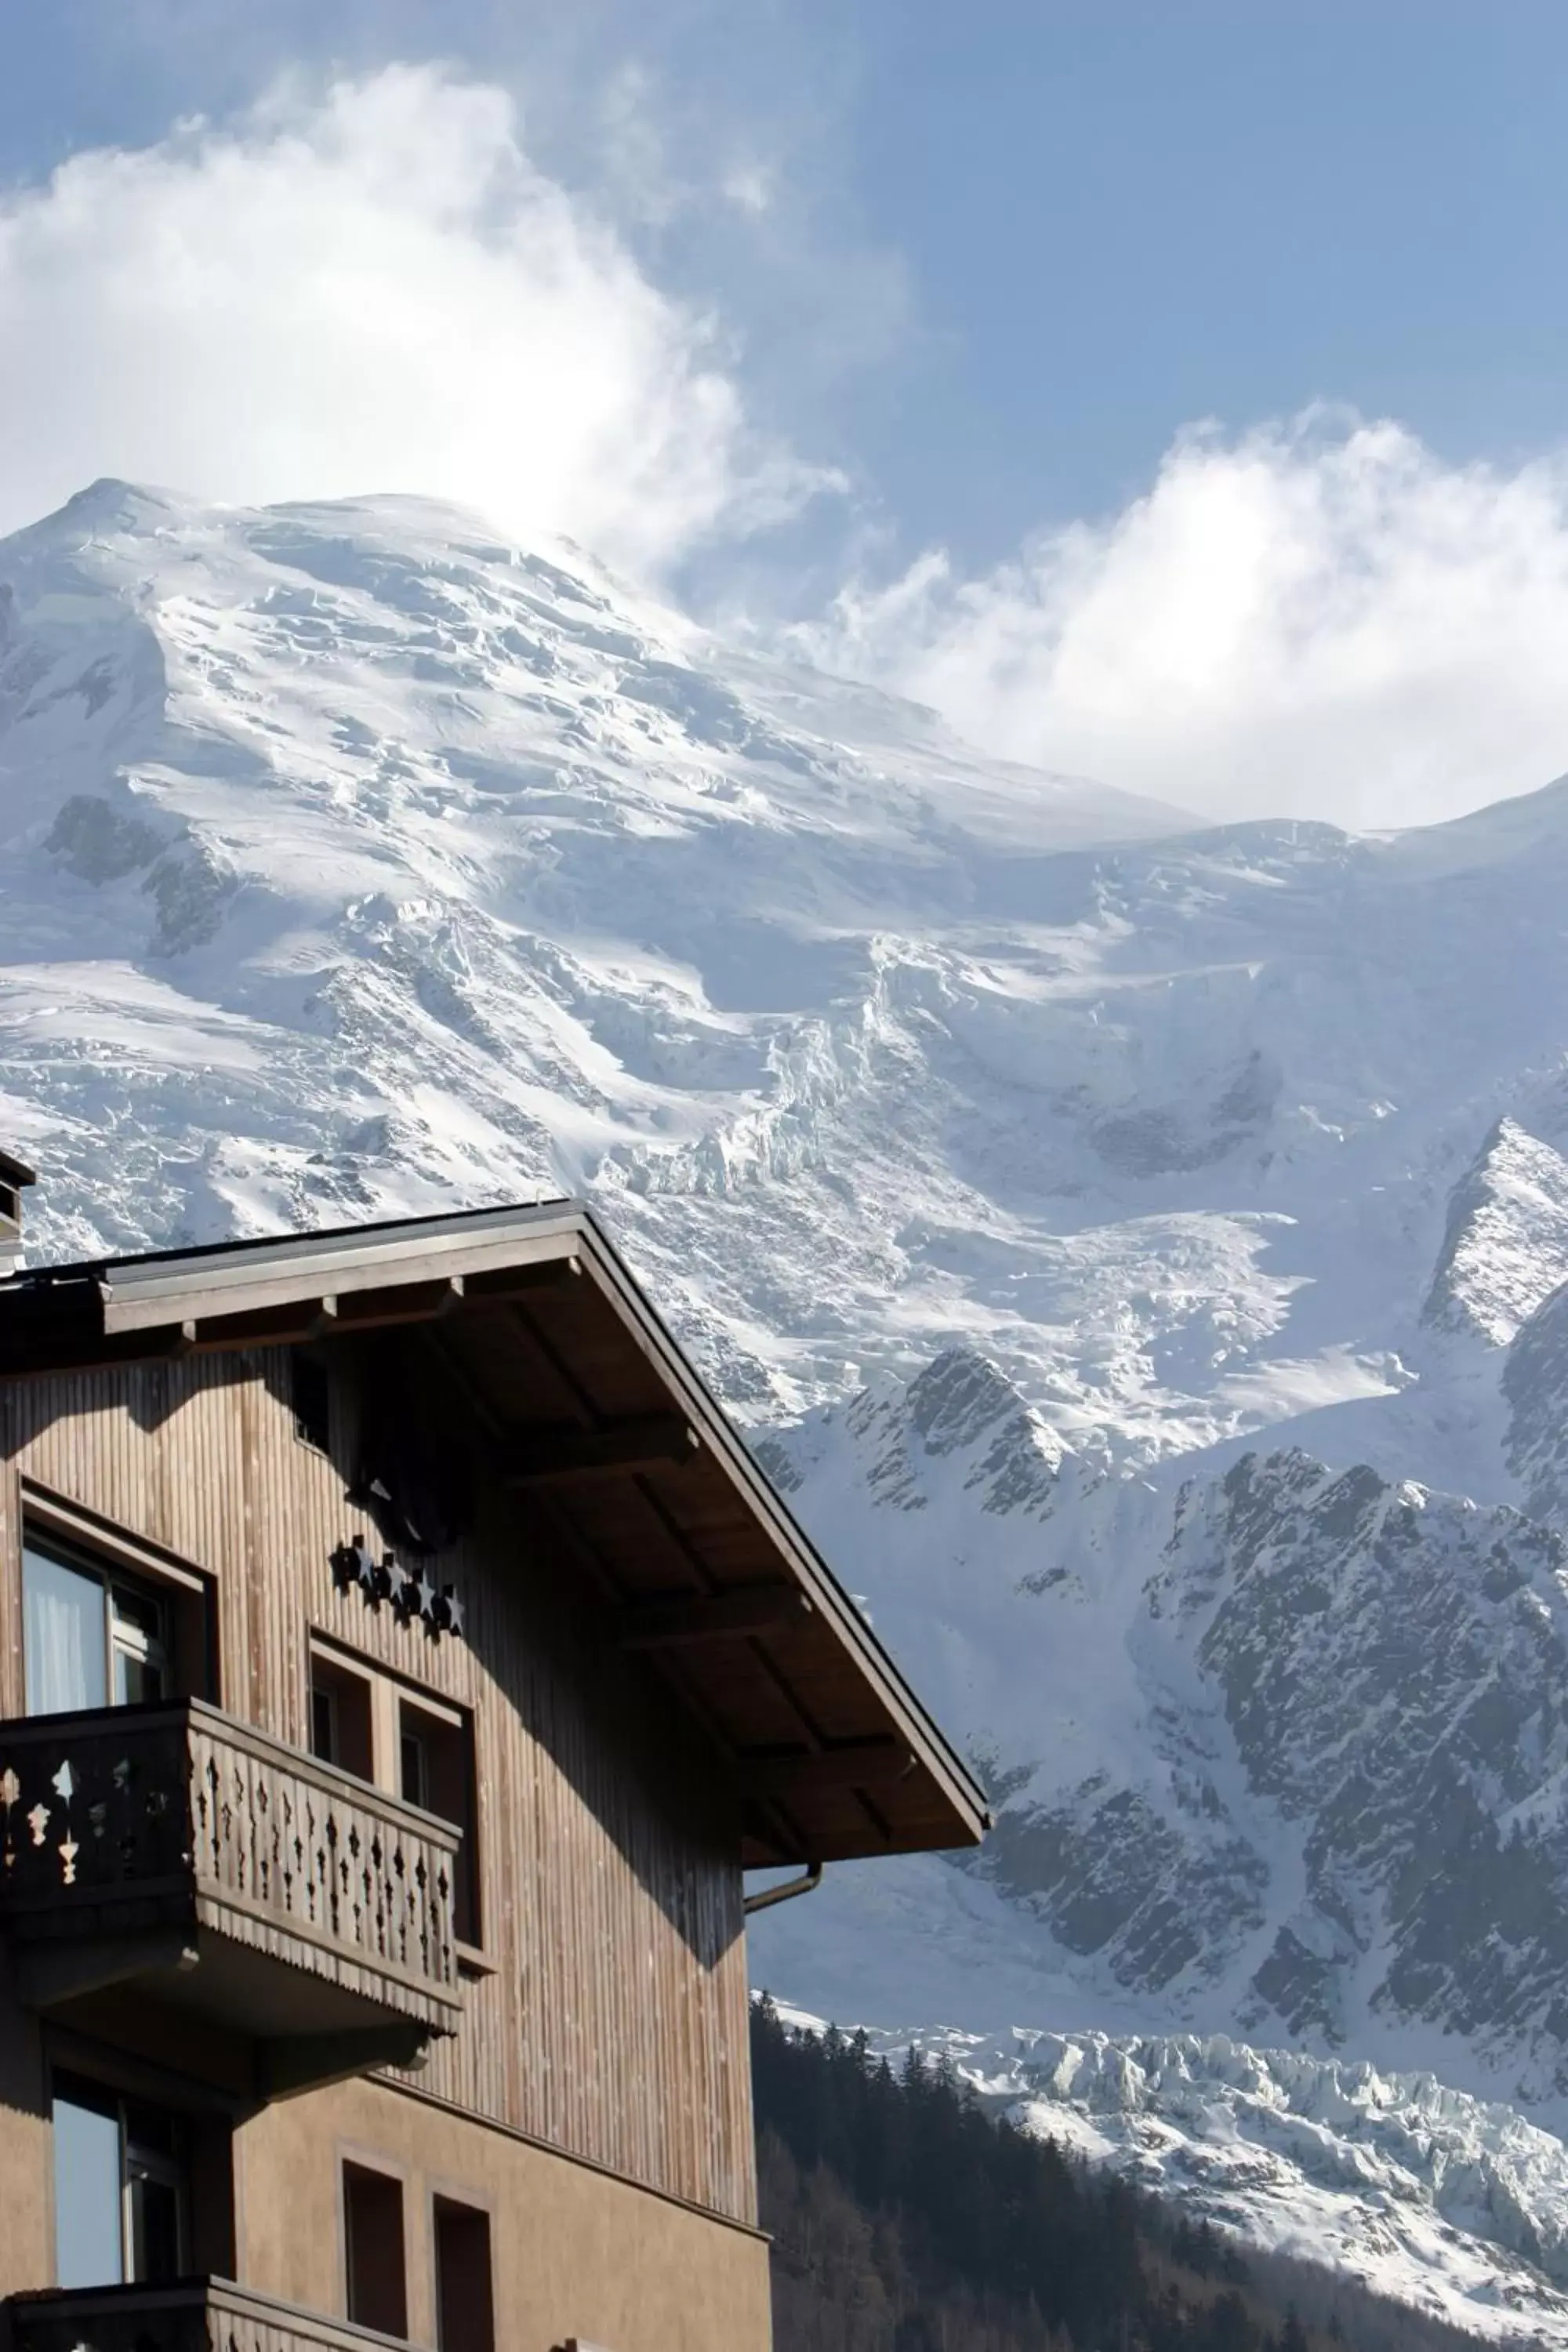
[
  {"xmin": 571, "ymin": 1212, "xmax": 991, "ymax": 1838},
  {"xmin": 5, "ymin": 1195, "xmax": 575, "ymax": 1291}
]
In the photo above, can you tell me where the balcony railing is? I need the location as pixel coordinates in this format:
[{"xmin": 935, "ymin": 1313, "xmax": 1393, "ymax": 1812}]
[
  {"xmin": 0, "ymin": 1699, "xmax": 461, "ymax": 2071},
  {"xmin": 9, "ymin": 2278, "xmax": 416, "ymax": 2352}
]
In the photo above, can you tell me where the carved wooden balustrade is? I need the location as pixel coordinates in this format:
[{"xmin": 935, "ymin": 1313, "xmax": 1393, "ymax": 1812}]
[
  {"xmin": 0, "ymin": 1699, "xmax": 462, "ymax": 2061},
  {"xmin": 9, "ymin": 2278, "xmax": 416, "ymax": 2352}
]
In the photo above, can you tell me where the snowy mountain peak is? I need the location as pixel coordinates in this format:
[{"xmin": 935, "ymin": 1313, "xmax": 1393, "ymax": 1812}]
[{"xmin": 1425, "ymin": 1117, "xmax": 1568, "ymax": 1346}]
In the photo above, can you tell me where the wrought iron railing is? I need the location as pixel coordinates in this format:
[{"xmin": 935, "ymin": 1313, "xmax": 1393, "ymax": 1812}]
[{"xmin": 0, "ymin": 1698, "xmax": 461, "ymax": 2028}]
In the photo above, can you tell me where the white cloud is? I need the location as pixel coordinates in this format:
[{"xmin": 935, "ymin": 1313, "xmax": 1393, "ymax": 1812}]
[
  {"xmin": 0, "ymin": 64, "xmax": 829, "ymax": 579},
  {"xmin": 813, "ymin": 416, "xmax": 1568, "ymax": 830},
  {"xmin": 6, "ymin": 80, "xmax": 1565, "ymax": 835}
]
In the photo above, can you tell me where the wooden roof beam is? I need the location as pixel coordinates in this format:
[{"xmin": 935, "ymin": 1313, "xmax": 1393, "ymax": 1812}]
[
  {"xmin": 186, "ymin": 1279, "xmax": 465, "ymax": 1351},
  {"xmin": 463, "ymin": 1257, "xmax": 582, "ymax": 1300},
  {"xmin": 617, "ymin": 1584, "xmax": 813, "ymax": 1649},
  {"xmin": 503, "ymin": 1414, "xmax": 700, "ymax": 1486}
]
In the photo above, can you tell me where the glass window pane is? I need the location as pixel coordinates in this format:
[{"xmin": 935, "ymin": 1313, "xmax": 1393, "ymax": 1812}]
[
  {"xmin": 400, "ymin": 1730, "xmax": 426, "ymax": 1809},
  {"xmin": 111, "ymin": 1586, "xmax": 163, "ymax": 1646},
  {"xmin": 53, "ymin": 2085, "xmax": 123, "ymax": 2288},
  {"xmin": 123, "ymin": 2103, "xmax": 178, "ymax": 2162},
  {"xmin": 114, "ymin": 1651, "xmax": 165, "ymax": 1705},
  {"xmin": 310, "ymin": 1686, "xmax": 336, "ymax": 1763},
  {"xmin": 127, "ymin": 2168, "xmax": 181, "ymax": 2283},
  {"xmin": 24, "ymin": 1547, "xmax": 107, "ymax": 1716},
  {"xmin": 111, "ymin": 1585, "xmax": 169, "ymax": 1704}
]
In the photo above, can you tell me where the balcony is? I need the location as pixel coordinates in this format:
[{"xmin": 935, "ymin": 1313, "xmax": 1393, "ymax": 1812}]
[
  {"xmin": 9, "ymin": 2278, "xmax": 412, "ymax": 2352},
  {"xmin": 0, "ymin": 1699, "xmax": 462, "ymax": 2089}
]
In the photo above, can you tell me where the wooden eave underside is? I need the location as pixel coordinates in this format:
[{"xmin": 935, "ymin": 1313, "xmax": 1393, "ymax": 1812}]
[{"xmin": 0, "ymin": 1207, "xmax": 990, "ymax": 1868}]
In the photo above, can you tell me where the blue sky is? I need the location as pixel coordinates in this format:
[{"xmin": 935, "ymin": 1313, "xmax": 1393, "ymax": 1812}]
[
  {"xmin": 5, "ymin": 0, "xmax": 1568, "ymax": 824},
  {"xmin": 10, "ymin": 0, "xmax": 1568, "ymax": 566}
]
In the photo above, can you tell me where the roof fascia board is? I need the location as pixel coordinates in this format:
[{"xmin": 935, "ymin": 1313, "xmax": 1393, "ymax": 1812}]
[{"xmin": 100, "ymin": 1210, "xmax": 586, "ymax": 1335}]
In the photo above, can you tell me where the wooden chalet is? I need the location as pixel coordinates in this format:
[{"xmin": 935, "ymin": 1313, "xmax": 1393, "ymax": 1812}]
[{"xmin": 0, "ymin": 1189, "xmax": 988, "ymax": 2352}]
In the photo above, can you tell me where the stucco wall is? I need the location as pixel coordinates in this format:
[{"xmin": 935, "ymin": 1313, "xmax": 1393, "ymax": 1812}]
[{"xmin": 237, "ymin": 2073, "xmax": 772, "ymax": 2352}]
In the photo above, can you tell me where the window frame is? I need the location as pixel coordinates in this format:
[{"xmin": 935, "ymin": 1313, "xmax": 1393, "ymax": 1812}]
[{"xmin": 20, "ymin": 1489, "xmax": 212, "ymax": 1719}]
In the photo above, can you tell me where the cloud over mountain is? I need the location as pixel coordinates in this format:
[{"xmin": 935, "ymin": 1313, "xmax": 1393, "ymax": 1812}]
[
  {"xmin": 814, "ymin": 416, "xmax": 1568, "ymax": 829},
  {"xmin": 0, "ymin": 64, "xmax": 826, "ymax": 579}
]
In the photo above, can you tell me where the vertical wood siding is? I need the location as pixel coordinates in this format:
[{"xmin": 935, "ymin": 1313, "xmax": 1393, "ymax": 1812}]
[{"xmin": 0, "ymin": 1350, "xmax": 755, "ymax": 2224}]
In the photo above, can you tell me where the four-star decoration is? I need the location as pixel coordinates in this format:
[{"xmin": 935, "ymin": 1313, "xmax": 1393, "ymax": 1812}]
[{"xmin": 329, "ymin": 1538, "xmax": 466, "ymax": 1641}]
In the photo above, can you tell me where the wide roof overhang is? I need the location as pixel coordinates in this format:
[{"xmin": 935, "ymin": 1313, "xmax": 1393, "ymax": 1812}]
[{"xmin": 0, "ymin": 1201, "xmax": 990, "ymax": 1869}]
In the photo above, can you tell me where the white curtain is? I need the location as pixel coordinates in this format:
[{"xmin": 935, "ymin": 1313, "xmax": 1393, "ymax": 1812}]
[{"xmin": 23, "ymin": 1545, "xmax": 106, "ymax": 1715}]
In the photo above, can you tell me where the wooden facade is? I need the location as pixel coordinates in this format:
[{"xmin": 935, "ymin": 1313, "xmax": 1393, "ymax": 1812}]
[{"xmin": 0, "ymin": 1200, "xmax": 987, "ymax": 2352}]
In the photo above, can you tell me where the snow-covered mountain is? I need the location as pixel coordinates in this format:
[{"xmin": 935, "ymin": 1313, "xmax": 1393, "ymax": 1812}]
[
  {"xmin": 775, "ymin": 2002, "xmax": 1568, "ymax": 2347},
  {"xmin": 12, "ymin": 481, "xmax": 1568, "ymax": 2336}
]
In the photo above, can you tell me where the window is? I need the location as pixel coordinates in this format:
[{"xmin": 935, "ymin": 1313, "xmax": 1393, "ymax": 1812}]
[
  {"xmin": 308, "ymin": 1636, "xmax": 480, "ymax": 1949},
  {"xmin": 52, "ymin": 2074, "xmax": 188, "ymax": 2289},
  {"xmin": 292, "ymin": 1348, "xmax": 333, "ymax": 1455},
  {"xmin": 343, "ymin": 2162, "xmax": 408, "ymax": 2338},
  {"xmin": 434, "ymin": 2198, "xmax": 495, "ymax": 2352},
  {"xmin": 308, "ymin": 1650, "xmax": 374, "ymax": 1781},
  {"xmin": 24, "ymin": 1541, "xmax": 176, "ymax": 1717},
  {"xmin": 399, "ymin": 1695, "xmax": 478, "ymax": 1947}
]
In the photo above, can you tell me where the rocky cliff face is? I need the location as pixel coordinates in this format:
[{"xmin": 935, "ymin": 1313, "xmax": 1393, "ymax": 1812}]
[{"xmin": 758, "ymin": 1355, "xmax": 1568, "ymax": 2106}]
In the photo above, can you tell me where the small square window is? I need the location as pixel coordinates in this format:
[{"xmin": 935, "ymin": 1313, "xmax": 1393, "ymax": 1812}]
[
  {"xmin": 434, "ymin": 2197, "xmax": 495, "ymax": 2352},
  {"xmin": 343, "ymin": 2162, "xmax": 407, "ymax": 2339}
]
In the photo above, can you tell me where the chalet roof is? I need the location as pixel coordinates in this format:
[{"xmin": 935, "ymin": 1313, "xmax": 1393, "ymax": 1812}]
[{"xmin": 0, "ymin": 1200, "xmax": 990, "ymax": 1868}]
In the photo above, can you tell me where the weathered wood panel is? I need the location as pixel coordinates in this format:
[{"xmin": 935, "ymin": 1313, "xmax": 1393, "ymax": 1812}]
[{"xmin": 0, "ymin": 1341, "xmax": 755, "ymax": 2224}]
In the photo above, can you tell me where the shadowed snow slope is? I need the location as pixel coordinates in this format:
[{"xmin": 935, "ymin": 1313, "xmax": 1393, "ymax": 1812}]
[{"xmin": 15, "ymin": 485, "xmax": 1568, "ymax": 2334}]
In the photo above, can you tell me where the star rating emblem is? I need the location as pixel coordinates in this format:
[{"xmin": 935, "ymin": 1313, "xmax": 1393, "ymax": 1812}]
[{"xmin": 328, "ymin": 1542, "xmax": 463, "ymax": 1641}]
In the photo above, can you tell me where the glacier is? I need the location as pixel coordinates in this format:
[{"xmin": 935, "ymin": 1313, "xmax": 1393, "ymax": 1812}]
[{"xmin": 12, "ymin": 480, "xmax": 1568, "ymax": 2334}]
